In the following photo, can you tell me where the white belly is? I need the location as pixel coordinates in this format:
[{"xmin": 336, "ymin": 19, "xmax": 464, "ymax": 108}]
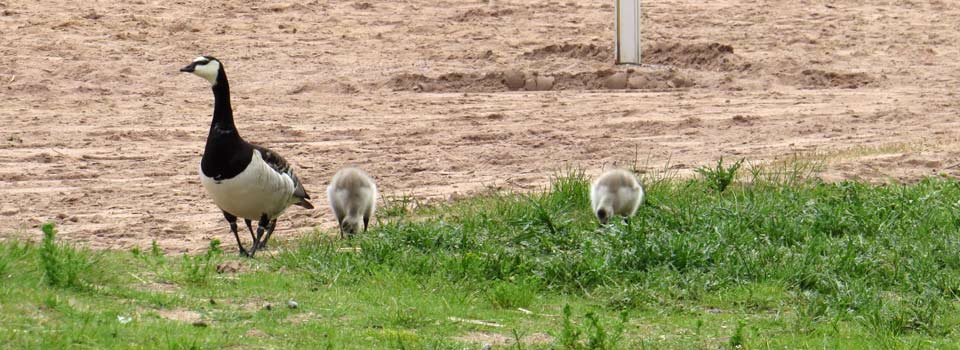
[{"xmin": 200, "ymin": 150, "xmax": 297, "ymax": 220}]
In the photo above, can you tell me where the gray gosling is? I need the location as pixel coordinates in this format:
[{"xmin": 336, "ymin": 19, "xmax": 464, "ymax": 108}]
[
  {"xmin": 327, "ymin": 167, "xmax": 378, "ymax": 238},
  {"xmin": 590, "ymin": 168, "xmax": 644, "ymax": 225}
]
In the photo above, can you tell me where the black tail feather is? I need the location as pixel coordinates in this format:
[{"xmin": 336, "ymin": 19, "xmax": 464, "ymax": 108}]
[{"xmin": 295, "ymin": 199, "xmax": 314, "ymax": 209}]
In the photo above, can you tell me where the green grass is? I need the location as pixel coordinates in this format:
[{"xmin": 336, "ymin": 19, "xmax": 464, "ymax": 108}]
[
  {"xmin": 695, "ymin": 156, "xmax": 744, "ymax": 193},
  {"xmin": 3, "ymin": 166, "xmax": 960, "ymax": 349}
]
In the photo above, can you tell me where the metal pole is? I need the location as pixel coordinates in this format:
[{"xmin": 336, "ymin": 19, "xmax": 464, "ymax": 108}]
[{"xmin": 615, "ymin": 0, "xmax": 641, "ymax": 65}]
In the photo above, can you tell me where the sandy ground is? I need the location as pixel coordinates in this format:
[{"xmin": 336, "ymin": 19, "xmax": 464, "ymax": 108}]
[{"xmin": 1, "ymin": 0, "xmax": 959, "ymax": 252}]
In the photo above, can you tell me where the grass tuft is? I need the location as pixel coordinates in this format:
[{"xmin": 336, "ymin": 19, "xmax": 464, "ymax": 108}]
[
  {"xmin": 695, "ymin": 157, "xmax": 744, "ymax": 193},
  {"xmin": 38, "ymin": 223, "xmax": 101, "ymax": 290},
  {"xmin": 558, "ymin": 305, "xmax": 629, "ymax": 350},
  {"xmin": 179, "ymin": 239, "xmax": 222, "ymax": 285},
  {"xmin": 0, "ymin": 240, "xmax": 28, "ymax": 278},
  {"xmin": 487, "ymin": 277, "xmax": 538, "ymax": 309},
  {"xmin": 728, "ymin": 320, "xmax": 746, "ymax": 349}
]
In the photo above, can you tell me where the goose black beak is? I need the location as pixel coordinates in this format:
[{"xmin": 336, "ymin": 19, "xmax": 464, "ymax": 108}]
[{"xmin": 180, "ymin": 63, "xmax": 197, "ymax": 73}]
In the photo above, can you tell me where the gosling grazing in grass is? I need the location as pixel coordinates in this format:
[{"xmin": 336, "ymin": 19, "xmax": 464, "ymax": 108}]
[
  {"xmin": 590, "ymin": 168, "xmax": 644, "ymax": 225},
  {"xmin": 180, "ymin": 56, "xmax": 313, "ymax": 257},
  {"xmin": 327, "ymin": 167, "xmax": 378, "ymax": 238}
]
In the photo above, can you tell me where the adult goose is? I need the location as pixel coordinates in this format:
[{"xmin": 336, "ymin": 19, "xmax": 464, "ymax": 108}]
[{"xmin": 180, "ymin": 56, "xmax": 313, "ymax": 257}]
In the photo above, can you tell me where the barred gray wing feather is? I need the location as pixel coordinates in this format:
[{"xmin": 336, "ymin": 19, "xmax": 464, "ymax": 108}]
[{"xmin": 253, "ymin": 145, "xmax": 313, "ymax": 208}]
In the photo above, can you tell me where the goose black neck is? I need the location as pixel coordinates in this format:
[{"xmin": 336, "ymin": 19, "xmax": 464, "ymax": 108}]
[
  {"xmin": 201, "ymin": 67, "xmax": 252, "ymax": 180},
  {"xmin": 209, "ymin": 71, "xmax": 238, "ymax": 138}
]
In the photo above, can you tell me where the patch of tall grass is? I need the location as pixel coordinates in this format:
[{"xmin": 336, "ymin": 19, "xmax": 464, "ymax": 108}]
[
  {"xmin": 39, "ymin": 223, "xmax": 103, "ymax": 290},
  {"xmin": 276, "ymin": 164, "xmax": 960, "ymax": 336}
]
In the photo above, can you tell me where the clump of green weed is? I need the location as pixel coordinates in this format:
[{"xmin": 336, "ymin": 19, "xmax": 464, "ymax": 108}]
[
  {"xmin": 380, "ymin": 194, "xmax": 418, "ymax": 219},
  {"xmin": 133, "ymin": 239, "xmax": 178, "ymax": 284},
  {"xmin": 375, "ymin": 298, "xmax": 430, "ymax": 330},
  {"xmin": 273, "ymin": 233, "xmax": 371, "ymax": 285},
  {"xmin": 151, "ymin": 240, "xmax": 163, "ymax": 257},
  {"xmin": 0, "ymin": 249, "xmax": 9, "ymax": 278},
  {"xmin": 747, "ymin": 154, "xmax": 823, "ymax": 186},
  {"xmin": 695, "ymin": 157, "xmax": 743, "ymax": 193},
  {"xmin": 179, "ymin": 239, "xmax": 222, "ymax": 285},
  {"xmin": 861, "ymin": 291, "xmax": 948, "ymax": 337},
  {"xmin": 487, "ymin": 278, "xmax": 538, "ymax": 309},
  {"xmin": 38, "ymin": 223, "xmax": 101, "ymax": 290},
  {"xmin": 559, "ymin": 305, "xmax": 582, "ymax": 349},
  {"xmin": 793, "ymin": 291, "xmax": 828, "ymax": 333},
  {"xmin": 728, "ymin": 320, "xmax": 746, "ymax": 349},
  {"xmin": 511, "ymin": 329, "xmax": 527, "ymax": 350},
  {"xmin": 0, "ymin": 240, "xmax": 29, "ymax": 278},
  {"xmin": 389, "ymin": 307, "xmax": 428, "ymax": 329},
  {"xmin": 547, "ymin": 168, "xmax": 591, "ymax": 209},
  {"xmin": 558, "ymin": 305, "xmax": 628, "ymax": 350}
]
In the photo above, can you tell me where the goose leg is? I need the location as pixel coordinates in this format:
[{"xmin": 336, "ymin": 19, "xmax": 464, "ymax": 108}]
[
  {"xmin": 258, "ymin": 219, "xmax": 278, "ymax": 249},
  {"xmin": 363, "ymin": 205, "xmax": 374, "ymax": 233},
  {"xmin": 244, "ymin": 219, "xmax": 256, "ymax": 244},
  {"xmin": 222, "ymin": 211, "xmax": 249, "ymax": 257},
  {"xmin": 249, "ymin": 214, "xmax": 270, "ymax": 256}
]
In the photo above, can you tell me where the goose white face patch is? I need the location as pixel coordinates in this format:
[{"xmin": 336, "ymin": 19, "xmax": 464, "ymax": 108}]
[{"xmin": 192, "ymin": 57, "xmax": 221, "ymax": 85}]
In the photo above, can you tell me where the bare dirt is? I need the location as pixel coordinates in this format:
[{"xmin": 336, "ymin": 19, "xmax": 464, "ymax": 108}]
[
  {"xmin": 455, "ymin": 331, "xmax": 555, "ymax": 346},
  {"xmin": 154, "ymin": 309, "xmax": 202, "ymax": 324},
  {"xmin": 2, "ymin": 0, "xmax": 960, "ymax": 253}
]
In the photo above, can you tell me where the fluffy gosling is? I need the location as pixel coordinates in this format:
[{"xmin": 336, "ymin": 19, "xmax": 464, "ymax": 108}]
[
  {"xmin": 590, "ymin": 168, "xmax": 644, "ymax": 225},
  {"xmin": 327, "ymin": 167, "xmax": 378, "ymax": 238}
]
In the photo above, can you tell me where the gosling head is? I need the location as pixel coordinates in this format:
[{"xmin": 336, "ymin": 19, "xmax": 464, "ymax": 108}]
[
  {"xmin": 180, "ymin": 56, "xmax": 222, "ymax": 85},
  {"xmin": 340, "ymin": 216, "xmax": 363, "ymax": 238},
  {"xmin": 595, "ymin": 206, "xmax": 611, "ymax": 225}
]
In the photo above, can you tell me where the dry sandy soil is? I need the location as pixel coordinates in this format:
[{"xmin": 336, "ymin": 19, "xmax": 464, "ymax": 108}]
[{"xmin": 1, "ymin": 0, "xmax": 959, "ymax": 252}]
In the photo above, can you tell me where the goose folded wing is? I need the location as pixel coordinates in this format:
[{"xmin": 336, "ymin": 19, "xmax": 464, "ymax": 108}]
[{"xmin": 253, "ymin": 145, "xmax": 311, "ymax": 200}]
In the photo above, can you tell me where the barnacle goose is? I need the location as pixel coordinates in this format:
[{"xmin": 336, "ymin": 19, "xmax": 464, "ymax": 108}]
[
  {"xmin": 327, "ymin": 167, "xmax": 378, "ymax": 238},
  {"xmin": 180, "ymin": 56, "xmax": 314, "ymax": 256},
  {"xmin": 590, "ymin": 168, "xmax": 644, "ymax": 225}
]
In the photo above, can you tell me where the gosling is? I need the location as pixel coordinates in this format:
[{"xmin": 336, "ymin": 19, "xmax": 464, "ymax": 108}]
[
  {"xmin": 327, "ymin": 167, "xmax": 378, "ymax": 238},
  {"xmin": 590, "ymin": 168, "xmax": 644, "ymax": 225}
]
